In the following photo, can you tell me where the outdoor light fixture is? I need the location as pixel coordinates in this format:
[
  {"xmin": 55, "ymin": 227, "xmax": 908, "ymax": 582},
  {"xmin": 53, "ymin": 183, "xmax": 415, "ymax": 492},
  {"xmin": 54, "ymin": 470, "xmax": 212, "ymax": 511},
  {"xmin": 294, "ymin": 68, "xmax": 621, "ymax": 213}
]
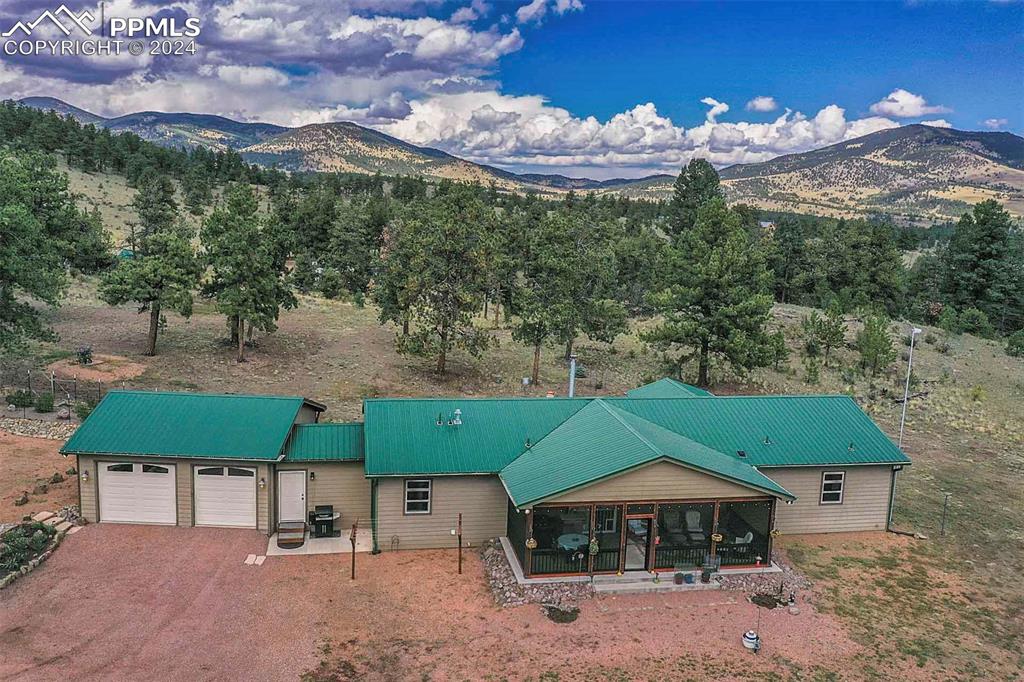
[
  {"xmin": 309, "ymin": 471, "xmax": 316, "ymax": 481},
  {"xmin": 81, "ymin": 470, "xmax": 89, "ymax": 482},
  {"xmin": 258, "ymin": 477, "xmax": 266, "ymax": 489}
]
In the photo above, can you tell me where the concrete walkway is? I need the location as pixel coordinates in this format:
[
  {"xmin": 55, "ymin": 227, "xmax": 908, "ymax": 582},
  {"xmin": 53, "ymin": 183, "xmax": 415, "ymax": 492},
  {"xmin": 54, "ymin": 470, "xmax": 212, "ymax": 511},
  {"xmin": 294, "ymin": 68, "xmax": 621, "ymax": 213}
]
[{"xmin": 266, "ymin": 528, "xmax": 373, "ymax": 556}]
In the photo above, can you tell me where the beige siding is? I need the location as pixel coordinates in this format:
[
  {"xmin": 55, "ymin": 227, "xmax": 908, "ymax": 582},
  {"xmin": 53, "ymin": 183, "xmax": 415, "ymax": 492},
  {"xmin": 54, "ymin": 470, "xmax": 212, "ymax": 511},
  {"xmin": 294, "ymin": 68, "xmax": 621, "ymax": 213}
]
[
  {"xmin": 765, "ymin": 465, "xmax": 894, "ymax": 534},
  {"xmin": 295, "ymin": 405, "xmax": 320, "ymax": 424},
  {"xmin": 376, "ymin": 475, "xmax": 507, "ymax": 551},
  {"xmin": 549, "ymin": 460, "xmax": 762, "ymax": 503},
  {"xmin": 77, "ymin": 455, "xmax": 270, "ymax": 531},
  {"xmin": 276, "ymin": 462, "xmax": 371, "ymax": 527}
]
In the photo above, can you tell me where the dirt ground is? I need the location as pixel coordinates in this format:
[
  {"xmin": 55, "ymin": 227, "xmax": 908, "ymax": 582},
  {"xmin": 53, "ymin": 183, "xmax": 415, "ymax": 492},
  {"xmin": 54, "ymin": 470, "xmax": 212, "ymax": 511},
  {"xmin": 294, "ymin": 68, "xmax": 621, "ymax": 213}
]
[
  {"xmin": 2, "ymin": 525, "xmax": 868, "ymax": 682},
  {"xmin": 0, "ymin": 430, "xmax": 76, "ymax": 522},
  {"xmin": 46, "ymin": 353, "xmax": 147, "ymax": 383}
]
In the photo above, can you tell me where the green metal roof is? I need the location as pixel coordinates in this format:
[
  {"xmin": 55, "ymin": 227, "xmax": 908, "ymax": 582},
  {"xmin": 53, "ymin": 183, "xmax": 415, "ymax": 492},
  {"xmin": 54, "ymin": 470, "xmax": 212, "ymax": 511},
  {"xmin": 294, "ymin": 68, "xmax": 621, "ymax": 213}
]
[
  {"xmin": 363, "ymin": 392, "xmax": 908, "ymax": 476},
  {"xmin": 614, "ymin": 395, "xmax": 910, "ymax": 467},
  {"xmin": 626, "ymin": 377, "xmax": 712, "ymax": 398},
  {"xmin": 499, "ymin": 400, "xmax": 793, "ymax": 507},
  {"xmin": 362, "ymin": 398, "xmax": 589, "ymax": 476},
  {"xmin": 61, "ymin": 390, "xmax": 321, "ymax": 461},
  {"xmin": 283, "ymin": 423, "xmax": 364, "ymax": 462}
]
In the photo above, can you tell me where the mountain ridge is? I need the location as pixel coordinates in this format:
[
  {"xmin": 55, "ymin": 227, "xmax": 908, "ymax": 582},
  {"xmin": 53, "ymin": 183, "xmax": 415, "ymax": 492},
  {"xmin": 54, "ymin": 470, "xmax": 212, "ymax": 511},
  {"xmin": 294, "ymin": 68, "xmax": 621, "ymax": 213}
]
[{"xmin": 16, "ymin": 97, "xmax": 1024, "ymax": 219}]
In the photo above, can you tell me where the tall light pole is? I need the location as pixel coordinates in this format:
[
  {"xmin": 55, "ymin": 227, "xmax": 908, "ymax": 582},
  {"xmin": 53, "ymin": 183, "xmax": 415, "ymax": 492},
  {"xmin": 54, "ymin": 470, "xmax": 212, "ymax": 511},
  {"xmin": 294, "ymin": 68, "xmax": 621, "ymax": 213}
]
[{"xmin": 898, "ymin": 327, "xmax": 922, "ymax": 449}]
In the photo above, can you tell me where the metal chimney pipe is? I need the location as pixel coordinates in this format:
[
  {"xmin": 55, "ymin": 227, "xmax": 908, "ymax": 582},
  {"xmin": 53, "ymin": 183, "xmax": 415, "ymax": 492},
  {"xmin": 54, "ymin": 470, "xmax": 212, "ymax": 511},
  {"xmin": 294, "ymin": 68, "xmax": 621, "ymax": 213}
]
[{"xmin": 568, "ymin": 354, "xmax": 577, "ymax": 398}]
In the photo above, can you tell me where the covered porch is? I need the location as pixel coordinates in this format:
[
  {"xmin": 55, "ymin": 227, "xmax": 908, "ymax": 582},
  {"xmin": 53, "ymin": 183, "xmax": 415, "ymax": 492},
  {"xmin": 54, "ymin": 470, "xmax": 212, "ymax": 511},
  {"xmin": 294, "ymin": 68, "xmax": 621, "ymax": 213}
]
[{"xmin": 507, "ymin": 497, "xmax": 776, "ymax": 578}]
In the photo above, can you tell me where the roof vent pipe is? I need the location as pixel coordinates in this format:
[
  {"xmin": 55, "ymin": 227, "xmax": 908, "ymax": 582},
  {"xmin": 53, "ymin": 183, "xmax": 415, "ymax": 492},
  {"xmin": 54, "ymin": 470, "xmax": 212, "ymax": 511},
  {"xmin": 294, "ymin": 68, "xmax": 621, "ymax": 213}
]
[{"xmin": 568, "ymin": 353, "xmax": 578, "ymax": 398}]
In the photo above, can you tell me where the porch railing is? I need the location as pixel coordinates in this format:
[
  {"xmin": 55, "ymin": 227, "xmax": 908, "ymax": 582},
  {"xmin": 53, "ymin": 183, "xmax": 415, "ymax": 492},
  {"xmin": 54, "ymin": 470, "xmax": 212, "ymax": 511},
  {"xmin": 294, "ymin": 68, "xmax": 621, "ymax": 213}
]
[{"xmin": 653, "ymin": 544, "xmax": 708, "ymax": 570}]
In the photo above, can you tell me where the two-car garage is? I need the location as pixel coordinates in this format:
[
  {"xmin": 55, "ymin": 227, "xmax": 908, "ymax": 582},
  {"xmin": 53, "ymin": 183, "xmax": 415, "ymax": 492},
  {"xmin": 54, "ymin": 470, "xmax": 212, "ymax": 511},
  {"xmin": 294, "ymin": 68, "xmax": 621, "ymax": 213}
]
[{"xmin": 95, "ymin": 461, "xmax": 258, "ymax": 528}]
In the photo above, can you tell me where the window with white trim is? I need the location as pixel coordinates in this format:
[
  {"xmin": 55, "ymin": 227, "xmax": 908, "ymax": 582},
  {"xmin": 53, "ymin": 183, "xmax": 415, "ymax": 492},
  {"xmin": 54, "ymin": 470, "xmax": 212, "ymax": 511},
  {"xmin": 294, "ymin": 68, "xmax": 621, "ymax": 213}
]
[
  {"xmin": 404, "ymin": 479, "xmax": 431, "ymax": 514},
  {"xmin": 820, "ymin": 471, "xmax": 845, "ymax": 504}
]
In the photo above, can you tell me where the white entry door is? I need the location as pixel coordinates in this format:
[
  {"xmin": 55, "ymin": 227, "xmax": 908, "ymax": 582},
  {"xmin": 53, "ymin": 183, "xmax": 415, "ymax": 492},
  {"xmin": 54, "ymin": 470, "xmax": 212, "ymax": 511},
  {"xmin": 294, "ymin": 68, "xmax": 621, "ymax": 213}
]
[
  {"xmin": 278, "ymin": 470, "xmax": 306, "ymax": 523},
  {"xmin": 193, "ymin": 466, "xmax": 257, "ymax": 528},
  {"xmin": 98, "ymin": 462, "xmax": 176, "ymax": 524}
]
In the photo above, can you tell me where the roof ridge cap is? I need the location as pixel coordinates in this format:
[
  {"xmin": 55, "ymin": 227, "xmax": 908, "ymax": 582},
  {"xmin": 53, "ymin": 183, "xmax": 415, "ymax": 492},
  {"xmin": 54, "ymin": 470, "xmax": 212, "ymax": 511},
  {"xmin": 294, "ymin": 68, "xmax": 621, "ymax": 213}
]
[{"xmin": 596, "ymin": 400, "xmax": 663, "ymax": 458}]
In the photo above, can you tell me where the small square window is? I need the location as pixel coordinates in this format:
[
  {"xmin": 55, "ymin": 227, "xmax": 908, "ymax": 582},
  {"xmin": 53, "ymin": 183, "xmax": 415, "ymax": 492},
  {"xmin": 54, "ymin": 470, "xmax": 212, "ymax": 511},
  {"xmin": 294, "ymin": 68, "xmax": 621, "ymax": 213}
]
[
  {"xmin": 404, "ymin": 479, "xmax": 431, "ymax": 515},
  {"xmin": 820, "ymin": 471, "xmax": 845, "ymax": 504}
]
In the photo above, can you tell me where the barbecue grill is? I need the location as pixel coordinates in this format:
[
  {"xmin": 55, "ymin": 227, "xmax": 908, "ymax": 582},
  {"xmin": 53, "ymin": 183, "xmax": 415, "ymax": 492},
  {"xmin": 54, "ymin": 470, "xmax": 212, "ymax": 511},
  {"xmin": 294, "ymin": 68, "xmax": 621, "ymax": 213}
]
[{"xmin": 309, "ymin": 505, "xmax": 341, "ymax": 538}]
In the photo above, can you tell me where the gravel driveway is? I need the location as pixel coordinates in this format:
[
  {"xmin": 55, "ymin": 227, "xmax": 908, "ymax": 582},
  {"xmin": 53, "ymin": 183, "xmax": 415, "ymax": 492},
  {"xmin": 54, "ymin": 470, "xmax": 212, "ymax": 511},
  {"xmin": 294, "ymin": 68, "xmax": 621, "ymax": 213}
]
[
  {"xmin": 0, "ymin": 525, "xmax": 323, "ymax": 681},
  {"xmin": 2, "ymin": 524, "xmax": 867, "ymax": 681}
]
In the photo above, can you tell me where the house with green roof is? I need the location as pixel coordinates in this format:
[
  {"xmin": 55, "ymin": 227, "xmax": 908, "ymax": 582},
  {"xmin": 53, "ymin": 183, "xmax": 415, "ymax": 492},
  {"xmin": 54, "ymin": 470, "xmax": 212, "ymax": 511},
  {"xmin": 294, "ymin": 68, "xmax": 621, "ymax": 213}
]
[{"xmin": 62, "ymin": 380, "xmax": 910, "ymax": 580}]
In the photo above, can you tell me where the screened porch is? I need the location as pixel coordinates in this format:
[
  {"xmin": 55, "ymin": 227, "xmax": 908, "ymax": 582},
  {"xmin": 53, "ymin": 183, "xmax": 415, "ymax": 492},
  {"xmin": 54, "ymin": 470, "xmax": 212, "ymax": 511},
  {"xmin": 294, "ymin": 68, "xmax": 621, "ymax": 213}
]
[{"xmin": 507, "ymin": 497, "xmax": 775, "ymax": 577}]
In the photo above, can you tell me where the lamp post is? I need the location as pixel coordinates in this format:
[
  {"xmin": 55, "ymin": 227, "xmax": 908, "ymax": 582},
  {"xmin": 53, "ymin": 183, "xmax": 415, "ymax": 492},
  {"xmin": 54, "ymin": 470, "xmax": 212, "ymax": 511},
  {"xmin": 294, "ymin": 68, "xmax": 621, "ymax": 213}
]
[{"xmin": 898, "ymin": 327, "xmax": 922, "ymax": 449}]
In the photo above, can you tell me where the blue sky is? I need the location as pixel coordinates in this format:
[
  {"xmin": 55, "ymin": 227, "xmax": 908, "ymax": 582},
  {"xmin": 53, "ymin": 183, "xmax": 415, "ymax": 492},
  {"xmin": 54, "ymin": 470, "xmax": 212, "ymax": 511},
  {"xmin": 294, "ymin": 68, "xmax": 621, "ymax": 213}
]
[
  {"xmin": 496, "ymin": 1, "xmax": 1022, "ymax": 133},
  {"xmin": 1, "ymin": 0, "xmax": 1019, "ymax": 177}
]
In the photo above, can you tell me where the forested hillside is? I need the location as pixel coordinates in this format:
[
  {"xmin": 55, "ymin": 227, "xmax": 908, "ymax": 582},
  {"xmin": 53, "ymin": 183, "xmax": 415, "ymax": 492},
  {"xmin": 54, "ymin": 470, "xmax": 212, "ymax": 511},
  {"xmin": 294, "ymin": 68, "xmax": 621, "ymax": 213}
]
[{"xmin": 2, "ymin": 102, "xmax": 1023, "ymax": 381}]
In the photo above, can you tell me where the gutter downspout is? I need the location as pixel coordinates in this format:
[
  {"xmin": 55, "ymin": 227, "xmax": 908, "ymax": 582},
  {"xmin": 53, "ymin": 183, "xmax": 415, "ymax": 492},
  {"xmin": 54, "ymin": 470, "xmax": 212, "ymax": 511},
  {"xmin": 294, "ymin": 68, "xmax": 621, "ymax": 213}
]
[{"xmin": 370, "ymin": 478, "xmax": 380, "ymax": 554}]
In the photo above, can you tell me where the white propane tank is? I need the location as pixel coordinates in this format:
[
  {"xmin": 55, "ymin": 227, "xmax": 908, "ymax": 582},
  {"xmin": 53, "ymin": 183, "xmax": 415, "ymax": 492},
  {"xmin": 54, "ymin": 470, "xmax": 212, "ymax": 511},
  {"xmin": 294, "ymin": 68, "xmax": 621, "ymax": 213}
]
[{"xmin": 742, "ymin": 630, "xmax": 761, "ymax": 652}]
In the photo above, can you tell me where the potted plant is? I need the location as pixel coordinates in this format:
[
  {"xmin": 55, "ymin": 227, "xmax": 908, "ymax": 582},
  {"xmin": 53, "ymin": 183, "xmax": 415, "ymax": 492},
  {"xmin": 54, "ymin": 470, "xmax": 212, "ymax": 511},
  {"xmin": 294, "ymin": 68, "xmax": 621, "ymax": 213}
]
[{"xmin": 673, "ymin": 564, "xmax": 685, "ymax": 585}]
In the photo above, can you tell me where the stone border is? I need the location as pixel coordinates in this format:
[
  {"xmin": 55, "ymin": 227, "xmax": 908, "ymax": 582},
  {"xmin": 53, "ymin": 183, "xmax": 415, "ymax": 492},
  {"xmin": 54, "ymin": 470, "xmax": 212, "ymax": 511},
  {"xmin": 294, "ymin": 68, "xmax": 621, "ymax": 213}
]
[
  {"xmin": 0, "ymin": 417, "xmax": 78, "ymax": 440},
  {"xmin": 0, "ymin": 527, "xmax": 65, "ymax": 590}
]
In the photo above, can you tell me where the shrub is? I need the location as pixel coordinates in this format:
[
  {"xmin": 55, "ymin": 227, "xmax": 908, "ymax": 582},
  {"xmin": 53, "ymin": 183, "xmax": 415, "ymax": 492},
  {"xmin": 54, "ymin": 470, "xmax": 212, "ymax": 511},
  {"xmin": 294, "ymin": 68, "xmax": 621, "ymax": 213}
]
[
  {"xmin": 0, "ymin": 521, "xmax": 57, "ymax": 573},
  {"xmin": 1006, "ymin": 330, "xmax": 1024, "ymax": 357},
  {"xmin": 33, "ymin": 392, "xmax": 54, "ymax": 413},
  {"xmin": 318, "ymin": 268, "xmax": 343, "ymax": 299},
  {"xmin": 77, "ymin": 346, "xmax": 93, "ymax": 365},
  {"xmin": 6, "ymin": 390, "xmax": 32, "ymax": 408},
  {"xmin": 958, "ymin": 308, "xmax": 994, "ymax": 338},
  {"xmin": 74, "ymin": 399, "xmax": 97, "ymax": 421},
  {"xmin": 924, "ymin": 332, "xmax": 937, "ymax": 345}
]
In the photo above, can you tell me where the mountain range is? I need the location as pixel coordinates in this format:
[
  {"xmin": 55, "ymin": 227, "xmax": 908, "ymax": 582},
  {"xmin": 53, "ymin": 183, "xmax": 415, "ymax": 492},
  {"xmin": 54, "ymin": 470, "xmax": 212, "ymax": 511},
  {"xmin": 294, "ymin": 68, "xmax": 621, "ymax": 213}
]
[{"xmin": 17, "ymin": 97, "xmax": 1024, "ymax": 221}]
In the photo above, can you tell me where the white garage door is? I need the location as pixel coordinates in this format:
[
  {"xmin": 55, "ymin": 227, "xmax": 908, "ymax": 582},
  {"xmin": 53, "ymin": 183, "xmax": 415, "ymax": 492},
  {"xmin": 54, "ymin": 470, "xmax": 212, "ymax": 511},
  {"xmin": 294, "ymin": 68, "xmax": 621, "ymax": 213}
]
[
  {"xmin": 98, "ymin": 462, "xmax": 177, "ymax": 524},
  {"xmin": 193, "ymin": 466, "xmax": 257, "ymax": 528}
]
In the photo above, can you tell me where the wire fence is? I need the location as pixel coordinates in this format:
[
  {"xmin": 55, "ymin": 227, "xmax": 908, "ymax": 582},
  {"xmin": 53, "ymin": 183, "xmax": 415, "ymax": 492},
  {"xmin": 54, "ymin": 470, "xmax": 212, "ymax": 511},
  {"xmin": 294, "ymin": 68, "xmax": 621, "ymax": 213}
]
[{"xmin": 0, "ymin": 360, "xmax": 129, "ymax": 409}]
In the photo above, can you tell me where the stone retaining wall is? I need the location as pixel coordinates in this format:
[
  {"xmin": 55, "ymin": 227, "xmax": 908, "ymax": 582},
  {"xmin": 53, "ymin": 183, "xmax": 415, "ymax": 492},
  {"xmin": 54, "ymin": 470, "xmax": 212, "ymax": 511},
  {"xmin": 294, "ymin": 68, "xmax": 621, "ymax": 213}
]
[{"xmin": 0, "ymin": 417, "xmax": 77, "ymax": 440}]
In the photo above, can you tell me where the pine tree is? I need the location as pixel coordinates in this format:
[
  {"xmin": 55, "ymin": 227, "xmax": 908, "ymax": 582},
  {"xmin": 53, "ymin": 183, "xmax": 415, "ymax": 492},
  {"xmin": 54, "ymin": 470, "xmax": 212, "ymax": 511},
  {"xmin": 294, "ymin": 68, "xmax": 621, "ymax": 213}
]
[
  {"xmin": 643, "ymin": 198, "xmax": 774, "ymax": 387},
  {"xmin": 99, "ymin": 228, "xmax": 201, "ymax": 356},
  {"xmin": 669, "ymin": 159, "xmax": 722, "ymax": 236},
  {"xmin": 943, "ymin": 200, "xmax": 1015, "ymax": 333},
  {"xmin": 855, "ymin": 312, "xmax": 896, "ymax": 377},
  {"xmin": 819, "ymin": 301, "xmax": 847, "ymax": 365},
  {"xmin": 200, "ymin": 184, "xmax": 296, "ymax": 362},
  {"xmin": 378, "ymin": 187, "xmax": 493, "ymax": 375},
  {"xmin": 1, "ymin": 151, "xmax": 111, "ymax": 350}
]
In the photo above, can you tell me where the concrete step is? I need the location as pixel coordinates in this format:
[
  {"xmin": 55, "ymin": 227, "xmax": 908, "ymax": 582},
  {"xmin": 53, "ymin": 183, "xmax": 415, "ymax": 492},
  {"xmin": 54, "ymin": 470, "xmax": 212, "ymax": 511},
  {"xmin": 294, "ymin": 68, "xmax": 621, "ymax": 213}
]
[
  {"xmin": 42, "ymin": 516, "xmax": 62, "ymax": 527},
  {"xmin": 66, "ymin": 525, "xmax": 83, "ymax": 535},
  {"xmin": 32, "ymin": 511, "xmax": 54, "ymax": 522},
  {"xmin": 594, "ymin": 579, "xmax": 721, "ymax": 594},
  {"xmin": 55, "ymin": 521, "xmax": 73, "ymax": 533}
]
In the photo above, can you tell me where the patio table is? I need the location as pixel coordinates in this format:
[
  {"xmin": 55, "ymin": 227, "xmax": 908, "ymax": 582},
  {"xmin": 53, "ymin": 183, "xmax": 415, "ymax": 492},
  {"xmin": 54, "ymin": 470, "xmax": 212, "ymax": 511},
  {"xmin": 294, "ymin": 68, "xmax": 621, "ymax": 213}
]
[{"xmin": 556, "ymin": 533, "xmax": 588, "ymax": 552}]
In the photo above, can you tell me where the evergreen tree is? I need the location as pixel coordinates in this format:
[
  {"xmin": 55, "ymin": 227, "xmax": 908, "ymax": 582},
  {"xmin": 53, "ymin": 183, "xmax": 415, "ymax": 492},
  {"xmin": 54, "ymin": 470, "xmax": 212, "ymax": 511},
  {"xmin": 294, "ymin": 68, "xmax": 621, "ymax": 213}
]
[
  {"xmin": 855, "ymin": 312, "xmax": 896, "ymax": 377},
  {"xmin": 669, "ymin": 158, "xmax": 722, "ymax": 236},
  {"xmin": 943, "ymin": 200, "xmax": 1016, "ymax": 333},
  {"xmin": 378, "ymin": 187, "xmax": 493, "ymax": 374},
  {"xmin": 130, "ymin": 174, "xmax": 177, "ymax": 253},
  {"xmin": 200, "ymin": 184, "xmax": 297, "ymax": 361},
  {"xmin": 99, "ymin": 227, "xmax": 201, "ymax": 356},
  {"xmin": 0, "ymin": 151, "xmax": 111, "ymax": 350},
  {"xmin": 644, "ymin": 198, "xmax": 774, "ymax": 386},
  {"xmin": 819, "ymin": 301, "xmax": 847, "ymax": 365}
]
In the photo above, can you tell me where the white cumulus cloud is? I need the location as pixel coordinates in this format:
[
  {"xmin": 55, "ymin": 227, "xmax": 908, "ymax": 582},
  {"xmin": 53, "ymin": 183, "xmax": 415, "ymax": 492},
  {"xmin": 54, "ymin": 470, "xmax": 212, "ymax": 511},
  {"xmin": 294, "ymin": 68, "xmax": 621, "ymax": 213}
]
[
  {"xmin": 745, "ymin": 96, "xmax": 778, "ymax": 112},
  {"xmin": 984, "ymin": 118, "xmax": 1009, "ymax": 130},
  {"xmin": 869, "ymin": 88, "xmax": 951, "ymax": 118},
  {"xmin": 920, "ymin": 119, "xmax": 953, "ymax": 129}
]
